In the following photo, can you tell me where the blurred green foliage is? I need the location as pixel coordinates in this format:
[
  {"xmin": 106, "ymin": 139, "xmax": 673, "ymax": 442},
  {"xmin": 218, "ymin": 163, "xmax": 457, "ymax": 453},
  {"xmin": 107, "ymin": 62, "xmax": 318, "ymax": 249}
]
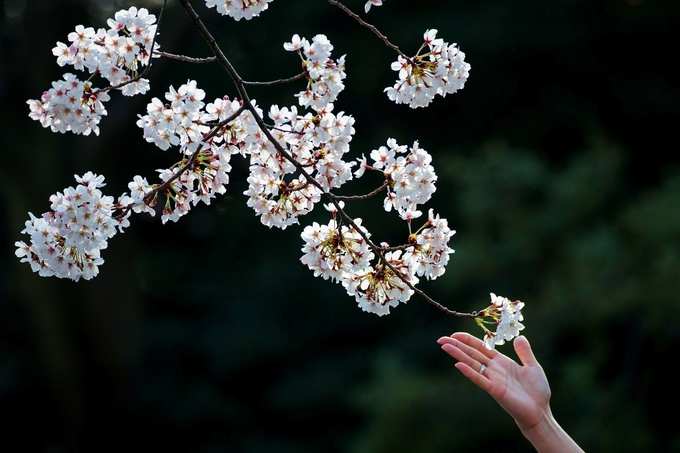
[{"xmin": 1, "ymin": 0, "xmax": 679, "ymax": 451}]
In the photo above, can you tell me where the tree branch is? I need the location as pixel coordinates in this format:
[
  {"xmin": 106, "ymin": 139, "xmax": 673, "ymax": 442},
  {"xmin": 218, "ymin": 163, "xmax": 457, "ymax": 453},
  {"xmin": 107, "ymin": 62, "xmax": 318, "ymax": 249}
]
[
  {"xmin": 327, "ymin": 0, "xmax": 410, "ymax": 60},
  {"xmin": 332, "ymin": 180, "xmax": 388, "ymax": 200},
  {"xmin": 179, "ymin": 0, "xmax": 475, "ymax": 318},
  {"xmin": 243, "ymin": 72, "xmax": 307, "ymax": 86},
  {"xmin": 156, "ymin": 50, "xmax": 216, "ymax": 64}
]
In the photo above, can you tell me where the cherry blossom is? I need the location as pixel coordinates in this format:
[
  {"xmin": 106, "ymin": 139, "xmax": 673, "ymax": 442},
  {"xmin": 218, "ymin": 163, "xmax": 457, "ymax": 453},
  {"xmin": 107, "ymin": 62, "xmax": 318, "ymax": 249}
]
[
  {"xmin": 283, "ymin": 34, "xmax": 347, "ymax": 111},
  {"xmin": 27, "ymin": 73, "xmax": 110, "ymax": 136},
  {"xmin": 359, "ymin": 139, "xmax": 437, "ymax": 220},
  {"xmin": 385, "ymin": 29, "xmax": 470, "ymax": 109},
  {"xmin": 480, "ymin": 293, "xmax": 526, "ymax": 349},
  {"xmin": 300, "ymin": 204, "xmax": 374, "ymax": 282},
  {"xmin": 204, "ymin": 0, "xmax": 274, "ymax": 21},
  {"xmin": 28, "ymin": 7, "xmax": 159, "ymax": 135},
  {"xmin": 343, "ymin": 249, "xmax": 418, "ymax": 316},
  {"xmin": 16, "ymin": 0, "xmax": 517, "ymax": 335},
  {"xmin": 404, "ymin": 209, "xmax": 455, "ymax": 280},
  {"xmin": 137, "ymin": 80, "xmax": 210, "ymax": 152},
  {"xmin": 14, "ymin": 173, "xmax": 127, "ymax": 281},
  {"xmin": 364, "ymin": 0, "xmax": 383, "ymax": 13}
]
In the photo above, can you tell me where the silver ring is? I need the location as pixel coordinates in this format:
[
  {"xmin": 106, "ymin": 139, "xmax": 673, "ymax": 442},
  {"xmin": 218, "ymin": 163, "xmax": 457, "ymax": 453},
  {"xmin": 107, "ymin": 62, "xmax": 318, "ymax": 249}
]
[{"xmin": 479, "ymin": 364, "xmax": 487, "ymax": 375}]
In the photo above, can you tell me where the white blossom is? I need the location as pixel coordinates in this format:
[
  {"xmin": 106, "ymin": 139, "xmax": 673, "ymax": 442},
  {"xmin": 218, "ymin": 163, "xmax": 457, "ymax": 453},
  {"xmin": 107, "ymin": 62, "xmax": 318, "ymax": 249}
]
[
  {"xmin": 14, "ymin": 173, "xmax": 127, "ymax": 281},
  {"xmin": 404, "ymin": 209, "xmax": 455, "ymax": 280},
  {"xmin": 244, "ymin": 103, "xmax": 355, "ymax": 228},
  {"xmin": 27, "ymin": 74, "xmax": 110, "ymax": 136},
  {"xmin": 300, "ymin": 215, "xmax": 374, "ymax": 283},
  {"xmin": 284, "ymin": 34, "xmax": 347, "ymax": 112},
  {"xmin": 363, "ymin": 139, "xmax": 437, "ymax": 219},
  {"xmin": 343, "ymin": 250, "xmax": 418, "ymax": 316},
  {"xmin": 136, "ymin": 80, "xmax": 211, "ymax": 152},
  {"xmin": 483, "ymin": 293, "xmax": 526, "ymax": 349},
  {"xmin": 28, "ymin": 7, "xmax": 159, "ymax": 135},
  {"xmin": 204, "ymin": 0, "xmax": 274, "ymax": 21},
  {"xmin": 385, "ymin": 29, "xmax": 470, "ymax": 109},
  {"xmin": 364, "ymin": 0, "xmax": 383, "ymax": 13}
]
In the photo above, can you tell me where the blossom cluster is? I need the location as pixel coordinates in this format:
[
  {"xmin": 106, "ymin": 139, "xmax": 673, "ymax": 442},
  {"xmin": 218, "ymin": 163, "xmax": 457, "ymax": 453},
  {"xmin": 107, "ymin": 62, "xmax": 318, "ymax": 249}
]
[
  {"xmin": 14, "ymin": 173, "xmax": 127, "ymax": 281},
  {"xmin": 27, "ymin": 74, "xmax": 111, "ymax": 136},
  {"xmin": 300, "ymin": 206, "xmax": 454, "ymax": 316},
  {"xmin": 480, "ymin": 293, "xmax": 526, "ymax": 349},
  {"xmin": 27, "ymin": 7, "xmax": 159, "ymax": 136},
  {"xmin": 385, "ymin": 29, "xmax": 470, "ymax": 109},
  {"xmin": 284, "ymin": 34, "xmax": 347, "ymax": 112},
  {"xmin": 137, "ymin": 80, "xmax": 210, "ymax": 152},
  {"xmin": 204, "ymin": 0, "xmax": 274, "ymax": 21},
  {"xmin": 16, "ymin": 3, "xmax": 500, "ymax": 334},
  {"xmin": 133, "ymin": 81, "xmax": 249, "ymax": 223},
  {"xmin": 121, "ymin": 144, "xmax": 235, "ymax": 224},
  {"xmin": 404, "ymin": 209, "xmax": 455, "ymax": 281},
  {"xmin": 357, "ymin": 139, "xmax": 437, "ymax": 221}
]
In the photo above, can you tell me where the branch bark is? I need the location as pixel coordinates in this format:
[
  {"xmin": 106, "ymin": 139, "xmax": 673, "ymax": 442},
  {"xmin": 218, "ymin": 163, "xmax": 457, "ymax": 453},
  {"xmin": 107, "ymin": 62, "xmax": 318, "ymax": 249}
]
[
  {"xmin": 332, "ymin": 180, "xmax": 388, "ymax": 201},
  {"xmin": 327, "ymin": 0, "xmax": 411, "ymax": 60},
  {"xmin": 243, "ymin": 72, "xmax": 307, "ymax": 86},
  {"xmin": 156, "ymin": 50, "xmax": 217, "ymax": 64}
]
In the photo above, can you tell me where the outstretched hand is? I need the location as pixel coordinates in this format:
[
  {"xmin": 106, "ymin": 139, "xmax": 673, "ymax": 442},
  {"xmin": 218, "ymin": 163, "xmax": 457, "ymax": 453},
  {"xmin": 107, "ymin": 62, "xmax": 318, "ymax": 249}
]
[{"xmin": 437, "ymin": 333, "xmax": 551, "ymax": 432}]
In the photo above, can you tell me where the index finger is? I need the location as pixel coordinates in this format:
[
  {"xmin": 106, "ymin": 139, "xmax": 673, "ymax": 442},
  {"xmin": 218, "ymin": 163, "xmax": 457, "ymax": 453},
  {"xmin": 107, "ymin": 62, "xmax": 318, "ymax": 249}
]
[{"xmin": 450, "ymin": 332, "xmax": 498, "ymax": 360}]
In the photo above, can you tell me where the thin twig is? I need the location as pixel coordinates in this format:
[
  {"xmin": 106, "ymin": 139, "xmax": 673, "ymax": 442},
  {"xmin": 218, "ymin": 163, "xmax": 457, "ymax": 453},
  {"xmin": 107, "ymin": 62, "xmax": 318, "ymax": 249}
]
[
  {"xmin": 327, "ymin": 0, "xmax": 410, "ymax": 60},
  {"xmin": 179, "ymin": 0, "xmax": 474, "ymax": 319},
  {"xmin": 243, "ymin": 71, "xmax": 307, "ymax": 86},
  {"xmin": 332, "ymin": 180, "xmax": 388, "ymax": 200},
  {"xmin": 380, "ymin": 243, "xmax": 413, "ymax": 252},
  {"xmin": 156, "ymin": 50, "xmax": 216, "ymax": 64}
]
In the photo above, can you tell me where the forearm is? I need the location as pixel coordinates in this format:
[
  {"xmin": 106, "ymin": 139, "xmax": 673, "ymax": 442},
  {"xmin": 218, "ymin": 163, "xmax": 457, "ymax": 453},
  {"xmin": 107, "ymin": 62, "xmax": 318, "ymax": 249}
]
[{"xmin": 518, "ymin": 409, "xmax": 584, "ymax": 453}]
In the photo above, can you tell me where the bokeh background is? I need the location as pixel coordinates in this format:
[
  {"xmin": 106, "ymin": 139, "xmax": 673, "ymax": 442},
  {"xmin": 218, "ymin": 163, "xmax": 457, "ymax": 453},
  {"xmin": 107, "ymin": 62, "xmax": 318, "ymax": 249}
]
[{"xmin": 2, "ymin": 0, "xmax": 680, "ymax": 451}]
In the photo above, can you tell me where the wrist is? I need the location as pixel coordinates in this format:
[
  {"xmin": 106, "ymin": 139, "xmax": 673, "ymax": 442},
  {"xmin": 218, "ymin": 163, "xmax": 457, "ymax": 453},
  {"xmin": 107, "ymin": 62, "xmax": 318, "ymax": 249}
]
[{"xmin": 517, "ymin": 408, "xmax": 561, "ymax": 449}]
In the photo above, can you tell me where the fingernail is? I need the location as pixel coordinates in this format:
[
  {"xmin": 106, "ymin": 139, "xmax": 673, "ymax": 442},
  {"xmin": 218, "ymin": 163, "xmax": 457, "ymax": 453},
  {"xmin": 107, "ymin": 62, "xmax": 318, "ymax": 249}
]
[{"xmin": 436, "ymin": 337, "xmax": 447, "ymax": 344}]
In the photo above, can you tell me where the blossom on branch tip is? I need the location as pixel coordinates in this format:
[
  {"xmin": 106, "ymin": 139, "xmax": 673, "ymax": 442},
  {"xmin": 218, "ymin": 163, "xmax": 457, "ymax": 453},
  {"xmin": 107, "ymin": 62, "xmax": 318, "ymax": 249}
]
[
  {"xmin": 478, "ymin": 293, "xmax": 526, "ymax": 349},
  {"xmin": 385, "ymin": 29, "xmax": 470, "ymax": 109}
]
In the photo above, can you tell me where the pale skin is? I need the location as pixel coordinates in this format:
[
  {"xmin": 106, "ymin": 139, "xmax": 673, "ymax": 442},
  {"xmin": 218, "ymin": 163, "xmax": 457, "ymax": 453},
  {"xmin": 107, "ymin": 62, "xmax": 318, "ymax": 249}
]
[{"xmin": 437, "ymin": 333, "xmax": 584, "ymax": 453}]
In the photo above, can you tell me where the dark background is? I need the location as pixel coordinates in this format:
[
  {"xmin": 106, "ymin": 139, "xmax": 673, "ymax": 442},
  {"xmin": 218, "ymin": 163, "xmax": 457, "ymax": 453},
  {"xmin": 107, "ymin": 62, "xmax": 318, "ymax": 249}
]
[{"xmin": 2, "ymin": 0, "xmax": 680, "ymax": 451}]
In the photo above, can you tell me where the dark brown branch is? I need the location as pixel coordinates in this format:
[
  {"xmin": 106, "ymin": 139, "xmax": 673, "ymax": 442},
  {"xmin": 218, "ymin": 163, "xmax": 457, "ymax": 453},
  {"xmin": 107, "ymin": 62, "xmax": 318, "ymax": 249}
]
[
  {"xmin": 156, "ymin": 51, "xmax": 216, "ymax": 64},
  {"xmin": 332, "ymin": 180, "xmax": 388, "ymax": 200},
  {"xmin": 179, "ymin": 0, "xmax": 475, "ymax": 319},
  {"xmin": 327, "ymin": 0, "xmax": 410, "ymax": 60},
  {"xmin": 243, "ymin": 71, "xmax": 307, "ymax": 86}
]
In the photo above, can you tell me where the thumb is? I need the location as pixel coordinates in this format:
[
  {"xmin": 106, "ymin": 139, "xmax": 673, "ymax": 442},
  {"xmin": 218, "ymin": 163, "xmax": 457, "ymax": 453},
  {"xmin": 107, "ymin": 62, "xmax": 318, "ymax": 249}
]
[{"xmin": 513, "ymin": 335, "xmax": 538, "ymax": 366}]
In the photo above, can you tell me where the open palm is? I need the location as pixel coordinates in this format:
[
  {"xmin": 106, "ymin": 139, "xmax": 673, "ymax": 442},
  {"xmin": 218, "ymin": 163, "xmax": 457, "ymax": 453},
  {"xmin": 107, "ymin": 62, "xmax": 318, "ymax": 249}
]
[{"xmin": 437, "ymin": 332, "xmax": 551, "ymax": 431}]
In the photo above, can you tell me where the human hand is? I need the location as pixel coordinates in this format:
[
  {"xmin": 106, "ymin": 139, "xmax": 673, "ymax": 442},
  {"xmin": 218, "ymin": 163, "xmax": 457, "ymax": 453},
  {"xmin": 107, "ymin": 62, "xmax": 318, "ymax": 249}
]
[{"xmin": 437, "ymin": 333, "xmax": 551, "ymax": 432}]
